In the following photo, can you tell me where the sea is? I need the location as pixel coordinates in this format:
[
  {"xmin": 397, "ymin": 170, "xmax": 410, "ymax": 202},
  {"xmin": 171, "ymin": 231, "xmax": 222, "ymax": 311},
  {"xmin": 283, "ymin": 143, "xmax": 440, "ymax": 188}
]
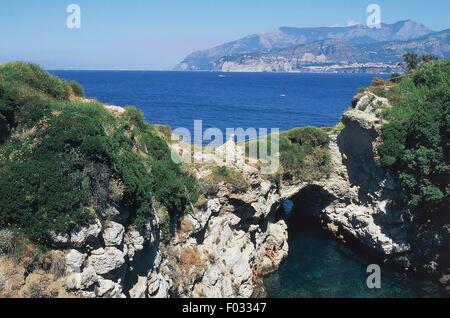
[{"xmin": 51, "ymin": 71, "xmax": 378, "ymax": 135}]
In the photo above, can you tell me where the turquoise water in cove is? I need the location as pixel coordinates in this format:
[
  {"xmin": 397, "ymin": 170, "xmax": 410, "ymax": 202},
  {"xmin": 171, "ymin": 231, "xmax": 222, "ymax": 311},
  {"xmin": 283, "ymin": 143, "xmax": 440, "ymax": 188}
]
[{"xmin": 264, "ymin": 212, "xmax": 445, "ymax": 298}]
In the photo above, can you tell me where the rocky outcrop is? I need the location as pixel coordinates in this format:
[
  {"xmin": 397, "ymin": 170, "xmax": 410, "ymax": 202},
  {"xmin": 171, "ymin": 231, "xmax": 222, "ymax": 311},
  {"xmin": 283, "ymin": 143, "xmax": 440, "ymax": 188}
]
[
  {"xmin": 288, "ymin": 92, "xmax": 449, "ymax": 288},
  {"xmin": 159, "ymin": 167, "xmax": 306, "ymax": 297},
  {"xmin": 103, "ymin": 222, "xmax": 125, "ymax": 247},
  {"xmin": 65, "ymin": 250, "xmax": 86, "ymax": 274},
  {"xmin": 316, "ymin": 94, "xmax": 411, "ymax": 257},
  {"xmin": 50, "ymin": 219, "xmax": 102, "ymax": 249},
  {"xmin": 24, "ymin": 91, "xmax": 447, "ymax": 298},
  {"xmin": 60, "ymin": 202, "xmax": 167, "ymax": 298},
  {"xmin": 158, "ymin": 90, "xmax": 447, "ymax": 297}
]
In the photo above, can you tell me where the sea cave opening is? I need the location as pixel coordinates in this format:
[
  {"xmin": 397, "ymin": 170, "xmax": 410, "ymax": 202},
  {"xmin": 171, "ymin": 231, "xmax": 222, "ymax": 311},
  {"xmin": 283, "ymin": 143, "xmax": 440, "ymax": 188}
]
[
  {"xmin": 265, "ymin": 185, "xmax": 445, "ymax": 298},
  {"xmin": 279, "ymin": 185, "xmax": 336, "ymax": 233}
]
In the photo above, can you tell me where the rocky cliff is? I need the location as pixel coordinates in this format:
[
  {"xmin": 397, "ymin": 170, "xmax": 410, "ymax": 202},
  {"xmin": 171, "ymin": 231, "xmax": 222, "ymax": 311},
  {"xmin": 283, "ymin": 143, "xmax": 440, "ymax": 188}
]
[
  {"xmin": 154, "ymin": 90, "xmax": 449, "ymax": 297},
  {"xmin": 1, "ymin": 92, "xmax": 447, "ymax": 298}
]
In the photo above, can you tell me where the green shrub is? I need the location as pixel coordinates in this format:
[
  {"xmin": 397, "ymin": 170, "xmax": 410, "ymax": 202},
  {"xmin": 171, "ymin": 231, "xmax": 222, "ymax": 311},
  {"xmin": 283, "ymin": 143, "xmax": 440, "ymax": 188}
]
[
  {"xmin": 379, "ymin": 60, "xmax": 450, "ymax": 217},
  {"xmin": 358, "ymin": 87, "xmax": 367, "ymax": 94},
  {"xmin": 287, "ymin": 127, "xmax": 329, "ymax": 149},
  {"xmin": 0, "ymin": 62, "xmax": 71, "ymax": 100},
  {"xmin": 279, "ymin": 127, "xmax": 331, "ymax": 181},
  {"xmin": 0, "ymin": 62, "xmax": 199, "ymax": 242},
  {"xmin": 68, "ymin": 80, "xmax": 84, "ymax": 97},
  {"xmin": 371, "ymin": 77, "xmax": 386, "ymax": 87},
  {"xmin": 199, "ymin": 178, "xmax": 221, "ymax": 196},
  {"xmin": 154, "ymin": 125, "xmax": 172, "ymax": 141},
  {"xmin": 390, "ymin": 73, "xmax": 402, "ymax": 83},
  {"xmin": 154, "ymin": 201, "xmax": 171, "ymax": 243}
]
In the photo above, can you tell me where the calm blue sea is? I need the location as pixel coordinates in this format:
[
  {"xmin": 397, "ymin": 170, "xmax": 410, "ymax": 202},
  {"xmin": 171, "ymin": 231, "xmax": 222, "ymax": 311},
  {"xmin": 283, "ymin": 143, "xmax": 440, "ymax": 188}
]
[{"xmin": 52, "ymin": 71, "xmax": 381, "ymax": 135}]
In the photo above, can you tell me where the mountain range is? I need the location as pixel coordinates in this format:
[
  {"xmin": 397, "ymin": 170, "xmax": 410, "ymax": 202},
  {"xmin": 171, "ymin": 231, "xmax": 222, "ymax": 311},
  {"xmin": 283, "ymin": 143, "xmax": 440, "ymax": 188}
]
[{"xmin": 175, "ymin": 20, "xmax": 450, "ymax": 73}]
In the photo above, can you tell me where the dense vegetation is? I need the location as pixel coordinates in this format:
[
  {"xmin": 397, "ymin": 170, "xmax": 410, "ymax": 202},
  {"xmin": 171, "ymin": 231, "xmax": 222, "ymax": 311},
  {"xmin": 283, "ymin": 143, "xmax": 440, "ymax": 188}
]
[
  {"xmin": 0, "ymin": 62, "xmax": 198, "ymax": 242},
  {"xmin": 378, "ymin": 60, "xmax": 449, "ymax": 219},
  {"xmin": 279, "ymin": 127, "xmax": 331, "ymax": 182},
  {"xmin": 242, "ymin": 126, "xmax": 331, "ymax": 184}
]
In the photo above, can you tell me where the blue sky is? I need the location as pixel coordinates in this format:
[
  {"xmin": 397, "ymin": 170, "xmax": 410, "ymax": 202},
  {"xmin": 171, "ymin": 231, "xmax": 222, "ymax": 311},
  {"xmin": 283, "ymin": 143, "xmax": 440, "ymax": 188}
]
[{"xmin": 1, "ymin": 0, "xmax": 449, "ymax": 70}]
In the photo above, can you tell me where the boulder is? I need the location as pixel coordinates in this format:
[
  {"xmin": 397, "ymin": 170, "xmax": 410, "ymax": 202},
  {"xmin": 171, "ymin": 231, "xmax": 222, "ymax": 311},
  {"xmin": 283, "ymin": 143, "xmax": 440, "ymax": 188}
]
[
  {"xmin": 129, "ymin": 276, "xmax": 148, "ymax": 298},
  {"xmin": 100, "ymin": 206, "xmax": 121, "ymax": 220},
  {"xmin": 88, "ymin": 247, "xmax": 126, "ymax": 275},
  {"xmin": 66, "ymin": 266, "xmax": 98, "ymax": 290},
  {"xmin": 147, "ymin": 271, "xmax": 160, "ymax": 296},
  {"xmin": 149, "ymin": 274, "xmax": 169, "ymax": 299},
  {"xmin": 65, "ymin": 249, "xmax": 87, "ymax": 273},
  {"xmin": 96, "ymin": 278, "xmax": 116, "ymax": 297},
  {"xmin": 124, "ymin": 230, "xmax": 145, "ymax": 260},
  {"xmin": 103, "ymin": 222, "xmax": 125, "ymax": 247},
  {"xmin": 96, "ymin": 278, "xmax": 124, "ymax": 298}
]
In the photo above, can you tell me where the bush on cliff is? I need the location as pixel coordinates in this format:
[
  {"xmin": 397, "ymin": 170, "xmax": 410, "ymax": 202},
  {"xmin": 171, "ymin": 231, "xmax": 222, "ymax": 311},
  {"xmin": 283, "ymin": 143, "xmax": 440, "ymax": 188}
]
[
  {"xmin": 201, "ymin": 166, "xmax": 250, "ymax": 194},
  {"xmin": 280, "ymin": 127, "xmax": 331, "ymax": 182},
  {"xmin": 0, "ymin": 62, "xmax": 198, "ymax": 242},
  {"xmin": 379, "ymin": 60, "xmax": 450, "ymax": 218}
]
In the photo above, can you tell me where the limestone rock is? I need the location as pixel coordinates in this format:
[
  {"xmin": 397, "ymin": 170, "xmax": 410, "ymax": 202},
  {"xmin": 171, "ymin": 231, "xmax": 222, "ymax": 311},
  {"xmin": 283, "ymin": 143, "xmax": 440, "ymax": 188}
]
[
  {"xmin": 50, "ymin": 219, "xmax": 102, "ymax": 248},
  {"xmin": 103, "ymin": 222, "xmax": 125, "ymax": 247},
  {"xmin": 96, "ymin": 278, "xmax": 124, "ymax": 298},
  {"xmin": 124, "ymin": 229, "xmax": 145, "ymax": 260},
  {"xmin": 88, "ymin": 247, "xmax": 126, "ymax": 275},
  {"xmin": 182, "ymin": 199, "xmax": 221, "ymax": 236},
  {"xmin": 100, "ymin": 206, "xmax": 121, "ymax": 220},
  {"xmin": 65, "ymin": 249, "xmax": 87, "ymax": 273},
  {"xmin": 0, "ymin": 271, "xmax": 5, "ymax": 291},
  {"xmin": 147, "ymin": 271, "xmax": 160, "ymax": 296},
  {"xmin": 258, "ymin": 221, "xmax": 289, "ymax": 276},
  {"xmin": 129, "ymin": 276, "xmax": 148, "ymax": 298},
  {"xmin": 149, "ymin": 274, "xmax": 169, "ymax": 298},
  {"xmin": 96, "ymin": 278, "xmax": 115, "ymax": 297},
  {"xmin": 66, "ymin": 266, "xmax": 98, "ymax": 290}
]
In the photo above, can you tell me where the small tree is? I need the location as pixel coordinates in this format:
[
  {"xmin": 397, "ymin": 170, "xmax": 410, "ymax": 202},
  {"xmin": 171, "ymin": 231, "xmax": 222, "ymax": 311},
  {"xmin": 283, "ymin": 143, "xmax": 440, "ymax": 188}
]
[
  {"xmin": 421, "ymin": 54, "xmax": 436, "ymax": 64},
  {"xmin": 390, "ymin": 73, "xmax": 401, "ymax": 83},
  {"xmin": 403, "ymin": 53, "xmax": 420, "ymax": 73}
]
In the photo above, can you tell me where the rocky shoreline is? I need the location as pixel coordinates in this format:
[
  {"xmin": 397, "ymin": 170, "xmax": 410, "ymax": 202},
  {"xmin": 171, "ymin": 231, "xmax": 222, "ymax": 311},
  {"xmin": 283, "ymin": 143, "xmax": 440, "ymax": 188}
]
[{"xmin": 2, "ymin": 91, "xmax": 447, "ymax": 298}]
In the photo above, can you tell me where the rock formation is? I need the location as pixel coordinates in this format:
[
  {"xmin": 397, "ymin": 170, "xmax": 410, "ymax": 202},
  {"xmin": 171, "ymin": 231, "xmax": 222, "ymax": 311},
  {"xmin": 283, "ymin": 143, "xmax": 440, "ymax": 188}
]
[
  {"xmin": 58, "ymin": 202, "xmax": 167, "ymax": 298},
  {"xmin": 7, "ymin": 91, "xmax": 446, "ymax": 298}
]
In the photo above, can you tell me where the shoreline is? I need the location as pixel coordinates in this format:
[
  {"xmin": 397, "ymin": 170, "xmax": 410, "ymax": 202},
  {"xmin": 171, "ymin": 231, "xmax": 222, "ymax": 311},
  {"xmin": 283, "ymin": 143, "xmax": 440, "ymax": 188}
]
[{"xmin": 49, "ymin": 68, "xmax": 394, "ymax": 76}]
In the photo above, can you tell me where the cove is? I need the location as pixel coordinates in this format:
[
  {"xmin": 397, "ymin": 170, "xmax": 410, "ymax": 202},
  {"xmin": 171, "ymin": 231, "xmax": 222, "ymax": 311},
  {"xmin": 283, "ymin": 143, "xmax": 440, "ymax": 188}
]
[{"xmin": 264, "ymin": 201, "xmax": 445, "ymax": 298}]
